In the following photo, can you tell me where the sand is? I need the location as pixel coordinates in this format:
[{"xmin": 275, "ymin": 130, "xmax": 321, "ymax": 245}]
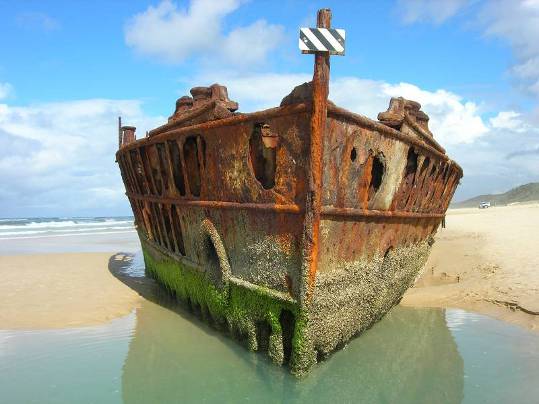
[
  {"xmin": 2, "ymin": 203, "xmax": 538, "ymax": 332},
  {"xmin": 401, "ymin": 202, "xmax": 539, "ymax": 332},
  {"xmin": 0, "ymin": 252, "xmax": 142, "ymax": 329}
]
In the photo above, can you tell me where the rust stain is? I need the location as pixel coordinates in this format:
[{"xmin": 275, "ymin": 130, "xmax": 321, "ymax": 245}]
[
  {"xmin": 117, "ymin": 86, "xmax": 462, "ymax": 276},
  {"xmin": 302, "ymin": 9, "xmax": 332, "ymax": 302},
  {"xmin": 115, "ymin": 9, "xmax": 463, "ymax": 371}
]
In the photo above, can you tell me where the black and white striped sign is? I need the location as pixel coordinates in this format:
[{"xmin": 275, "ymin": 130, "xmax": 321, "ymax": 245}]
[{"xmin": 299, "ymin": 27, "xmax": 345, "ymax": 55}]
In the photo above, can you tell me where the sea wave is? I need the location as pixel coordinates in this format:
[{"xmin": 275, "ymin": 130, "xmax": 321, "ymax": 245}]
[
  {"xmin": 0, "ymin": 219, "xmax": 133, "ymax": 230},
  {"xmin": 0, "ymin": 216, "xmax": 136, "ymax": 241},
  {"xmin": 0, "ymin": 229, "xmax": 137, "ymax": 241},
  {"xmin": 0, "ymin": 225, "xmax": 135, "ymax": 237}
]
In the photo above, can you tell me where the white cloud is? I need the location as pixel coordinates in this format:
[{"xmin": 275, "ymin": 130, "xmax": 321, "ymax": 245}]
[
  {"xmin": 124, "ymin": 0, "xmax": 284, "ymax": 66},
  {"xmin": 397, "ymin": 0, "xmax": 470, "ymax": 24},
  {"xmin": 220, "ymin": 20, "xmax": 285, "ymax": 66},
  {"xmin": 489, "ymin": 110, "xmax": 528, "ymax": 132},
  {"xmin": 332, "ymin": 79, "xmax": 489, "ymax": 145},
  {"xmin": 0, "ymin": 99, "xmax": 163, "ymax": 217},
  {"xmin": 125, "ymin": 0, "xmax": 238, "ymax": 63},
  {"xmin": 189, "ymin": 71, "xmax": 537, "ymax": 201},
  {"xmin": 393, "ymin": 0, "xmax": 539, "ymax": 199},
  {"xmin": 2, "ymin": 71, "xmax": 536, "ymax": 216},
  {"xmin": 196, "ymin": 73, "xmax": 488, "ymax": 146},
  {"xmin": 0, "ymin": 83, "xmax": 12, "ymax": 100},
  {"xmin": 479, "ymin": 0, "xmax": 539, "ymax": 96},
  {"xmin": 399, "ymin": 0, "xmax": 539, "ymax": 97},
  {"xmin": 196, "ymin": 72, "xmax": 310, "ymax": 111}
]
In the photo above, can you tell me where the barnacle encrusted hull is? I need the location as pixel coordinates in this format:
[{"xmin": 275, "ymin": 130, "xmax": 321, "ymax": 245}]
[
  {"xmin": 116, "ymin": 83, "xmax": 462, "ymax": 375},
  {"xmin": 141, "ymin": 233, "xmax": 432, "ymax": 373}
]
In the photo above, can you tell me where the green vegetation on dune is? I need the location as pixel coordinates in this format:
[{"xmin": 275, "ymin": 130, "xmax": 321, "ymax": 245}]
[{"xmin": 452, "ymin": 182, "xmax": 539, "ymax": 208}]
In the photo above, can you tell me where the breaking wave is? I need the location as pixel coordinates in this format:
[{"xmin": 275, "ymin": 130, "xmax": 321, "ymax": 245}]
[{"xmin": 0, "ymin": 217, "xmax": 135, "ymax": 240}]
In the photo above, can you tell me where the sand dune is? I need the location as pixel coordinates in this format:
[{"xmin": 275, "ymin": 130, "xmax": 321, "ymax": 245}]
[
  {"xmin": 402, "ymin": 203, "xmax": 539, "ymax": 332},
  {"xmin": 0, "ymin": 253, "xmax": 141, "ymax": 329}
]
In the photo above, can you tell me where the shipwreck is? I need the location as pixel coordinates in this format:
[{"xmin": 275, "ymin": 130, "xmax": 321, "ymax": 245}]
[{"xmin": 116, "ymin": 9, "xmax": 462, "ymax": 375}]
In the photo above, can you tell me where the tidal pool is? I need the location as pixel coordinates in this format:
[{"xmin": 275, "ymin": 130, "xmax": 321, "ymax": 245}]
[{"xmin": 1, "ymin": 255, "xmax": 538, "ymax": 403}]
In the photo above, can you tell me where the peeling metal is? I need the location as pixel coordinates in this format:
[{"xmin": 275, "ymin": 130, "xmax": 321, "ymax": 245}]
[{"xmin": 115, "ymin": 8, "xmax": 462, "ymax": 375}]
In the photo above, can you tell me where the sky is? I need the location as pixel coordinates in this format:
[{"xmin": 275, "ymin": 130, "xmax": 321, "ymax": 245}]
[{"xmin": 0, "ymin": 0, "xmax": 538, "ymax": 217}]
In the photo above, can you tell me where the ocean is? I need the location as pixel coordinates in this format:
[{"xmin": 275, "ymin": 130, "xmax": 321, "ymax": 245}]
[
  {"xmin": 0, "ymin": 217, "xmax": 140, "ymax": 255},
  {"xmin": 0, "ymin": 217, "xmax": 136, "ymax": 240}
]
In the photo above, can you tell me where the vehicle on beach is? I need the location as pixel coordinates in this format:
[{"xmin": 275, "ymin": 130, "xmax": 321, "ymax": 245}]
[
  {"xmin": 115, "ymin": 8, "xmax": 462, "ymax": 374},
  {"xmin": 479, "ymin": 201, "xmax": 491, "ymax": 209}
]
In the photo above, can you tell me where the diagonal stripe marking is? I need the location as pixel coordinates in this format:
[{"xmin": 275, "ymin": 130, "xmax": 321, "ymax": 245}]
[
  {"xmin": 330, "ymin": 28, "xmax": 345, "ymax": 45},
  {"xmin": 311, "ymin": 28, "xmax": 335, "ymax": 52},
  {"xmin": 301, "ymin": 28, "xmax": 327, "ymax": 51},
  {"xmin": 320, "ymin": 28, "xmax": 344, "ymax": 53},
  {"xmin": 299, "ymin": 30, "xmax": 316, "ymax": 51},
  {"xmin": 299, "ymin": 38, "xmax": 309, "ymax": 51}
]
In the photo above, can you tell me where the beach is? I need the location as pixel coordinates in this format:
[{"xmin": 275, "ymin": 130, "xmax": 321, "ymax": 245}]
[
  {"xmin": 0, "ymin": 218, "xmax": 142, "ymax": 329},
  {"xmin": 402, "ymin": 202, "xmax": 539, "ymax": 332},
  {"xmin": 0, "ymin": 252, "xmax": 141, "ymax": 329},
  {"xmin": 1, "ymin": 207, "xmax": 538, "ymax": 331}
]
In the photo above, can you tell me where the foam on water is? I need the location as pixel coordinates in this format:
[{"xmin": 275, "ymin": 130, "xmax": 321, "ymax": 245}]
[{"xmin": 0, "ymin": 217, "xmax": 135, "ymax": 240}]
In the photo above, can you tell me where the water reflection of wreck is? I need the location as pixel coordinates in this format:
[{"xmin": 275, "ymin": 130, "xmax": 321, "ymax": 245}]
[
  {"xmin": 121, "ymin": 303, "xmax": 463, "ymax": 403},
  {"xmin": 116, "ymin": 9, "xmax": 462, "ymax": 374}
]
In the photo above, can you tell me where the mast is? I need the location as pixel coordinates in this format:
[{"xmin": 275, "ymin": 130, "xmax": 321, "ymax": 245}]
[
  {"xmin": 297, "ymin": 8, "xmax": 345, "ymax": 304},
  {"xmin": 302, "ymin": 8, "xmax": 332, "ymax": 303},
  {"xmin": 118, "ymin": 116, "xmax": 122, "ymax": 149}
]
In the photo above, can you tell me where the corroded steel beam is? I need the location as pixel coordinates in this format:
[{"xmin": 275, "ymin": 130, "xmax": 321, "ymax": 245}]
[
  {"xmin": 320, "ymin": 206, "xmax": 445, "ymax": 219},
  {"xmin": 146, "ymin": 103, "xmax": 310, "ymax": 140},
  {"xmin": 126, "ymin": 192, "xmax": 302, "ymax": 214},
  {"xmin": 116, "ymin": 102, "xmax": 462, "ymax": 176},
  {"xmin": 302, "ymin": 8, "xmax": 332, "ymax": 302},
  {"xmin": 127, "ymin": 193, "xmax": 443, "ymax": 219},
  {"xmin": 328, "ymin": 105, "xmax": 463, "ymax": 175},
  {"xmin": 403, "ymin": 113, "xmax": 446, "ymax": 154}
]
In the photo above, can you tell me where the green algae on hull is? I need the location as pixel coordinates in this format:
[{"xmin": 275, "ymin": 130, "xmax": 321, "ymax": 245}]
[
  {"xmin": 141, "ymin": 236, "xmax": 433, "ymax": 376},
  {"xmin": 142, "ymin": 241, "xmax": 313, "ymax": 374},
  {"xmin": 115, "ymin": 10, "xmax": 462, "ymax": 375}
]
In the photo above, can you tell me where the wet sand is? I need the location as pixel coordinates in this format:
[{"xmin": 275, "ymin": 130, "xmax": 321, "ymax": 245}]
[
  {"xmin": 402, "ymin": 203, "xmax": 539, "ymax": 332},
  {"xmin": 0, "ymin": 253, "xmax": 141, "ymax": 329}
]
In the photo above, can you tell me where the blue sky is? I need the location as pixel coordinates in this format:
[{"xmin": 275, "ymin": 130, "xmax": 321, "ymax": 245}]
[{"xmin": 0, "ymin": 0, "xmax": 538, "ymax": 217}]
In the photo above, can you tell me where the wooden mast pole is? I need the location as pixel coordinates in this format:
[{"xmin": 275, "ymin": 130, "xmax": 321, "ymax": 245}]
[
  {"xmin": 118, "ymin": 116, "xmax": 122, "ymax": 149},
  {"xmin": 302, "ymin": 8, "xmax": 331, "ymax": 303}
]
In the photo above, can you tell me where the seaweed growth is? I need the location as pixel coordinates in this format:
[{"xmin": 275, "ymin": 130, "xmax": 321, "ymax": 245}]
[{"xmin": 142, "ymin": 242, "xmax": 312, "ymax": 375}]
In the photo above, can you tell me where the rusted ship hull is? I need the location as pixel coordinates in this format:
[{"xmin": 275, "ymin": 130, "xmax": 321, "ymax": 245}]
[{"xmin": 116, "ymin": 91, "xmax": 461, "ymax": 373}]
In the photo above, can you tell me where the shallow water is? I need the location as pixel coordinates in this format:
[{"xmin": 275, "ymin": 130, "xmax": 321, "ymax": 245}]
[{"xmin": 1, "ymin": 258, "xmax": 539, "ymax": 404}]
